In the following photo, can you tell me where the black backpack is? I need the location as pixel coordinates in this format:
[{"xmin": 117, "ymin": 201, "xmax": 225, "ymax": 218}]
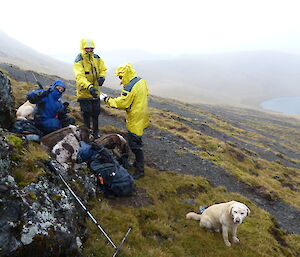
[
  {"xmin": 89, "ymin": 147, "xmax": 134, "ymax": 197},
  {"xmin": 11, "ymin": 120, "xmax": 43, "ymax": 136}
]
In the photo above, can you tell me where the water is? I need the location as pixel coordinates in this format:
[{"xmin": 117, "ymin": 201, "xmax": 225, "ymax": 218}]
[{"xmin": 260, "ymin": 96, "xmax": 300, "ymax": 115}]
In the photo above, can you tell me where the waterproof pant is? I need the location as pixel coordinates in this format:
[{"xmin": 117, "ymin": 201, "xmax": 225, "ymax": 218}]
[
  {"xmin": 79, "ymin": 99, "xmax": 100, "ymax": 135},
  {"xmin": 128, "ymin": 131, "xmax": 144, "ymax": 173}
]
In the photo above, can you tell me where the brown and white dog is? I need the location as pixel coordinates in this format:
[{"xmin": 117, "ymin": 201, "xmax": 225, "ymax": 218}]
[
  {"xmin": 94, "ymin": 134, "xmax": 129, "ymax": 159},
  {"xmin": 41, "ymin": 125, "xmax": 91, "ymax": 170},
  {"xmin": 16, "ymin": 100, "xmax": 35, "ymax": 120},
  {"xmin": 186, "ymin": 201, "xmax": 250, "ymax": 247},
  {"xmin": 41, "ymin": 126, "xmax": 129, "ymax": 171}
]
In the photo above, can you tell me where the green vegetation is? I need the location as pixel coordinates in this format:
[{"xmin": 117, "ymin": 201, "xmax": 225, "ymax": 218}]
[
  {"xmin": 83, "ymin": 167, "xmax": 300, "ymax": 257},
  {"xmin": 6, "ymin": 74, "xmax": 300, "ymax": 256},
  {"xmin": 147, "ymin": 102, "xmax": 300, "ymax": 211},
  {"xmin": 7, "ymin": 136, "xmax": 49, "ymax": 188}
]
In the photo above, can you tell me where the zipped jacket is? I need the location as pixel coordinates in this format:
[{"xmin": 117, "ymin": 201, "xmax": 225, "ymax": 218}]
[
  {"xmin": 27, "ymin": 80, "xmax": 66, "ymax": 133},
  {"xmin": 73, "ymin": 39, "xmax": 107, "ymax": 100},
  {"xmin": 106, "ymin": 63, "xmax": 149, "ymax": 136}
]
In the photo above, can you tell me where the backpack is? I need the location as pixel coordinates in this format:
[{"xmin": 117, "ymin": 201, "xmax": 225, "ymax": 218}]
[
  {"xmin": 77, "ymin": 142, "xmax": 134, "ymax": 197},
  {"xmin": 11, "ymin": 120, "xmax": 43, "ymax": 137}
]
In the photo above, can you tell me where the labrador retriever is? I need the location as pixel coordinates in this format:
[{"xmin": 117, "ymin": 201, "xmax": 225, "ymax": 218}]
[
  {"xmin": 16, "ymin": 100, "xmax": 35, "ymax": 120},
  {"xmin": 186, "ymin": 201, "xmax": 250, "ymax": 247}
]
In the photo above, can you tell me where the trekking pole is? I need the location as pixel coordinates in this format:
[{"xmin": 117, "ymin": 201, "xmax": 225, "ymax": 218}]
[
  {"xmin": 31, "ymin": 72, "xmax": 43, "ymax": 89},
  {"xmin": 47, "ymin": 160, "xmax": 132, "ymax": 257}
]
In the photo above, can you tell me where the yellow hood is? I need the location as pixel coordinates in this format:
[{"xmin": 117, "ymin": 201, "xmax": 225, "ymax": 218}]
[
  {"xmin": 115, "ymin": 63, "xmax": 137, "ymax": 85},
  {"xmin": 80, "ymin": 39, "xmax": 95, "ymax": 54}
]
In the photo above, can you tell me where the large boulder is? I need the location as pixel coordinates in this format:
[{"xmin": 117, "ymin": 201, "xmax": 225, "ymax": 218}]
[
  {"xmin": 0, "ymin": 70, "xmax": 15, "ymax": 129},
  {"xmin": 0, "ymin": 134, "xmax": 98, "ymax": 257}
]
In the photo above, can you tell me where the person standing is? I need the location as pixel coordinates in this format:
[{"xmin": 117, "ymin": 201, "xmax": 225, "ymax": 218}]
[
  {"xmin": 73, "ymin": 38, "xmax": 107, "ymax": 138},
  {"xmin": 100, "ymin": 63, "xmax": 149, "ymax": 179},
  {"xmin": 27, "ymin": 80, "xmax": 74, "ymax": 135}
]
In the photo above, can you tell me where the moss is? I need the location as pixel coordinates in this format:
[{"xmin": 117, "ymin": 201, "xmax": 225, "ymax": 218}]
[
  {"xmin": 9, "ymin": 141, "xmax": 50, "ymax": 188},
  {"xmin": 28, "ymin": 193, "xmax": 37, "ymax": 200},
  {"xmin": 50, "ymin": 194, "xmax": 62, "ymax": 201},
  {"xmin": 5, "ymin": 134, "xmax": 23, "ymax": 151}
]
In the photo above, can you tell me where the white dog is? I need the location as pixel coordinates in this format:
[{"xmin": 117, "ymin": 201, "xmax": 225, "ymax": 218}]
[
  {"xmin": 16, "ymin": 100, "xmax": 35, "ymax": 120},
  {"xmin": 186, "ymin": 201, "xmax": 250, "ymax": 247}
]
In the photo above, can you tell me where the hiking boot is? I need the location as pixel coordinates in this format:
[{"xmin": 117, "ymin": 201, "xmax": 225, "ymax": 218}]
[{"xmin": 133, "ymin": 172, "xmax": 144, "ymax": 180}]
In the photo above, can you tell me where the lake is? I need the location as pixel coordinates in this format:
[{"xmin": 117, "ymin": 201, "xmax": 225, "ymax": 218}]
[{"xmin": 260, "ymin": 97, "xmax": 300, "ymax": 115}]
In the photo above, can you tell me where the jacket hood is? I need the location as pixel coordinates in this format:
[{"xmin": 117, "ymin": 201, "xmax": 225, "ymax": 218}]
[
  {"xmin": 51, "ymin": 80, "xmax": 66, "ymax": 90},
  {"xmin": 80, "ymin": 39, "xmax": 95, "ymax": 53},
  {"xmin": 114, "ymin": 63, "xmax": 137, "ymax": 85}
]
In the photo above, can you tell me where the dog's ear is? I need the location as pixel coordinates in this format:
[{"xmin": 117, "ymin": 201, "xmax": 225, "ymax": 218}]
[
  {"xmin": 246, "ymin": 206, "xmax": 251, "ymax": 216},
  {"xmin": 229, "ymin": 205, "xmax": 234, "ymax": 215}
]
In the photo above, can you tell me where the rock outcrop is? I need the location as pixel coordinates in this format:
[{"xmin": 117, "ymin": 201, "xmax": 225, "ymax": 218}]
[
  {"xmin": 0, "ymin": 70, "xmax": 15, "ymax": 129},
  {"xmin": 0, "ymin": 133, "xmax": 98, "ymax": 257}
]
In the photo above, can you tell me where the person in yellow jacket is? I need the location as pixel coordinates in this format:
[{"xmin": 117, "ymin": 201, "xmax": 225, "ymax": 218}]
[
  {"xmin": 73, "ymin": 39, "xmax": 107, "ymax": 138},
  {"xmin": 100, "ymin": 63, "xmax": 149, "ymax": 179}
]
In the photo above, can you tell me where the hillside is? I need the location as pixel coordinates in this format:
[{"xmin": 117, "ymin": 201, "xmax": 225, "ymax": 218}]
[
  {"xmin": 1, "ymin": 66, "xmax": 299, "ymax": 256},
  {"xmin": 0, "ymin": 30, "xmax": 73, "ymax": 79}
]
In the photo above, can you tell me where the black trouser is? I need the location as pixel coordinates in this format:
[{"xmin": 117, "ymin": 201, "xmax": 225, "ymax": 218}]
[
  {"xmin": 128, "ymin": 131, "xmax": 144, "ymax": 173},
  {"xmin": 79, "ymin": 99, "xmax": 100, "ymax": 135}
]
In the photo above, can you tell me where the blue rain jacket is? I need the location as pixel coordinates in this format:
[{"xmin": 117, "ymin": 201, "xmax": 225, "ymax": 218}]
[{"xmin": 27, "ymin": 80, "xmax": 67, "ymax": 133}]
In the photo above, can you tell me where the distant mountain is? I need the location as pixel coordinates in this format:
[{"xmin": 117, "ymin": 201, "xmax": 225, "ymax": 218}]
[
  {"xmin": 129, "ymin": 51, "xmax": 300, "ymax": 107},
  {"xmin": 2, "ymin": 29, "xmax": 300, "ymax": 107},
  {"xmin": 51, "ymin": 48, "xmax": 172, "ymax": 69},
  {"xmin": 0, "ymin": 30, "xmax": 73, "ymax": 79}
]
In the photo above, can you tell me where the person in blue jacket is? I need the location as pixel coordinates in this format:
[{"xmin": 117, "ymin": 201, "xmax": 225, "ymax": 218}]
[{"xmin": 27, "ymin": 80, "xmax": 75, "ymax": 135}]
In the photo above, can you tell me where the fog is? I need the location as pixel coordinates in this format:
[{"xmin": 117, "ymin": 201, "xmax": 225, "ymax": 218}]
[{"xmin": 1, "ymin": 0, "xmax": 300, "ymax": 108}]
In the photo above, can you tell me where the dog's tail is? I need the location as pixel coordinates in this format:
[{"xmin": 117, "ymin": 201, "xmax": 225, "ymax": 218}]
[{"xmin": 186, "ymin": 212, "xmax": 201, "ymax": 221}]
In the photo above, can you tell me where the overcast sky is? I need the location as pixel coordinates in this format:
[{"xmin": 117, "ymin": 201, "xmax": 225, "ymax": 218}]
[{"xmin": 1, "ymin": 0, "xmax": 300, "ymax": 62}]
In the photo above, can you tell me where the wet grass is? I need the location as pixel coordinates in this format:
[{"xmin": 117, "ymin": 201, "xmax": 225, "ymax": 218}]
[
  {"xmin": 7, "ymin": 75, "xmax": 300, "ymax": 256},
  {"xmin": 83, "ymin": 167, "xmax": 300, "ymax": 257},
  {"xmin": 148, "ymin": 104, "xmax": 300, "ymax": 211},
  {"xmin": 6, "ymin": 135, "xmax": 49, "ymax": 188}
]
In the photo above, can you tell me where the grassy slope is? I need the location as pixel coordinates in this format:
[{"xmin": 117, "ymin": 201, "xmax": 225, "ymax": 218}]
[
  {"xmin": 8, "ymin": 76, "xmax": 300, "ymax": 256},
  {"xmin": 147, "ymin": 99, "xmax": 300, "ymax": 211},
  {"xmin": 82, "ymin": 167, "xmax": 300, "ymax": 257}
]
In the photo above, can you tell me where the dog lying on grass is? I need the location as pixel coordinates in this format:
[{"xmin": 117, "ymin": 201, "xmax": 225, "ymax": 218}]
[
  {"xmin": 16, "ymin": 100, "xmax": 35, "ymax": 120},
  {"xmin": 186, "ymin": 201, "xmax": 250, "ymax": 247}
]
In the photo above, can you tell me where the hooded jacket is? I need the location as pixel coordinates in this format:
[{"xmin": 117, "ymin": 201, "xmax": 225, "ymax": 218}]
[
  {"xmin": 106, "ymin": 63, "xmax": 149, "ymax": 136},
  {"xmin": 73, "ymin": 39, "xmax": 107, "ymax": 100},
  {"xmin": 27, "ymin": 80, "xmax": 67, "ymax": 133}
]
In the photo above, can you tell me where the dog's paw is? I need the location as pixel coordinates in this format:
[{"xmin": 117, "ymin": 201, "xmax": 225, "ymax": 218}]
[
  {"xmin": 224, "ymin": 240, "xmax": 231, "ymax": 247},
  {"xmin": 232, "ymin": 237, "xmax": 240, "ymax": 243}
]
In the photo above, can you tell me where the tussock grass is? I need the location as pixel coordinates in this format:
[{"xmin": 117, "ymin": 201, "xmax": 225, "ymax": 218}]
[
  {"xmin": 7, "ymin": 136, "xmax": 49, "ymax": 188},
  {"xmin": 149, "ymin": 106, "xmax": 300, "ymax": 210},
  {"xmin": 83, "ymin": 167, "xmax": 300, "ymax": 257}
]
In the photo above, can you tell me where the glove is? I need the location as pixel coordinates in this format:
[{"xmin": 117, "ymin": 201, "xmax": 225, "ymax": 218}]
[
  {"xmin": 100, "ymin": 93, "xmax": 108, "ymax": 101},
  {"xmin": 63, "ymin": 102, "xmax": 70, "ymax": 113},
  {"xmin": 89, "ymin": 86, "xmax": 99, "ymax": 98},
  {"xmin": 97, "ymin": 77, "xmax": 105, "ymax": 87},
  {"xmin": 27, "ymin": 87, "xmax": 52, "ymax": 103}
]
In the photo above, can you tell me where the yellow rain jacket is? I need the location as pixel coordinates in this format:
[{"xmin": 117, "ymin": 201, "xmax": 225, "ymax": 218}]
[
  {"xmin": 73, "ymin": 39, "xmax": 107, "ymax": 99},
  {"xmin": 106, "ymin": 63, "xmax": 149, "ymax": 136}
]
